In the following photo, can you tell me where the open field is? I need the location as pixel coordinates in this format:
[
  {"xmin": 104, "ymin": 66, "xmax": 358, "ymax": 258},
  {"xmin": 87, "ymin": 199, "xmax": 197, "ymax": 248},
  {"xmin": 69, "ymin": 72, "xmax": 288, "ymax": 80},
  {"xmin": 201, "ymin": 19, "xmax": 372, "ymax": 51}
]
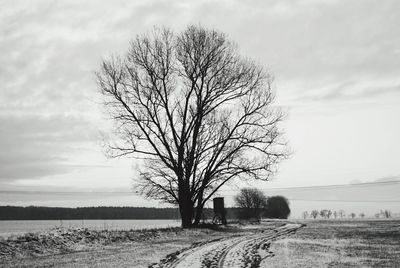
[
  {"xmin": 1, "ymin": 219, "xmax": 399, "ymax": 267},
  {"xmin": 0, "ymin": 219, "xmax": 180, "ymax": 238},
  {"xmin": 266, "ymin": 219, "xmax": 400, "ymax": 267}
]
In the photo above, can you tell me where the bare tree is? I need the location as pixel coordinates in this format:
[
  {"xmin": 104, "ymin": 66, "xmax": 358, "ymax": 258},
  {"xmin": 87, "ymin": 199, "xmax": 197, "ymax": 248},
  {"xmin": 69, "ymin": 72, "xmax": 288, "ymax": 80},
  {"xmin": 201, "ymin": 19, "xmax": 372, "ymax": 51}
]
[
  {"xmin": 310, "ymin": 210, "xmax": 319, "ymax": 219},
  {"xmin": 338, "ymin": 209, "xmax": 345, "ymax": 218},
  {"xmin": 359, "ymin": 212, "xmax": 365, "ymax": 218},
  {"xmin": 320, "ymin": 209, "xmax": 329, "ymax": 219},
  {"xmin": 350, "ymin": 212, "xmax": 356, "ymax": 219},
  {"xmin": 385, "ymin": 210, "xmax": 391, "ymax": 218},
  {"xmin": 97, "ymin": 26, "xmax": 287, "ymax": 227},
  {"xmin": 326, "ymin": 210, "xmax": 332, "ymax": 219},
  {"xmin": 234, "ymin": 188, "xmax": 267, "ymax": 220},
  {"xmin": 381, "ymin": 210, "xmax": 391, "ymax": 219},
  {"xmin": 302, "ymin": 211, "xmax": 309, "ymax": 219}
]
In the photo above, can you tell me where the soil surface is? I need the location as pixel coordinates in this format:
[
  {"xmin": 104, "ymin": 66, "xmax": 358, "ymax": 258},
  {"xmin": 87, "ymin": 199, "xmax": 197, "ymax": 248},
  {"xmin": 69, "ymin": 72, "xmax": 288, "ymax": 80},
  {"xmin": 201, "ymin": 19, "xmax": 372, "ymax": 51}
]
[
  {"xmin": 151, "ymin": 222, "xmax": 303, "ymax": 268},
  {"xmin": 0, "ymin": 220, "xmax": 301, "ymax": 268},
  {"xmin": 2, "ymin": 220, "xmax": 398, "ymax": 267},
  {"xmin": 264, "ymin": 219, "xmax": 400, "ymax": 267}
]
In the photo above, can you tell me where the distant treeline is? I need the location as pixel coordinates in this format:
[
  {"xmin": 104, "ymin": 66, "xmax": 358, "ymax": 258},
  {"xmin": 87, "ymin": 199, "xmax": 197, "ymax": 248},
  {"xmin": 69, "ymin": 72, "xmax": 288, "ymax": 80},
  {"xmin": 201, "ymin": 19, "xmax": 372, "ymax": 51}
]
[
  {"xmin": 302, "ymin": 209, "xmax": 393, "ymax": 220},
  {"xmin": 0, "ymin": 206, "xmax": 181, "ymax": 220},
  {"xmin": 0, "ymin": 206, "xmax": 243, "ymax": 220}
]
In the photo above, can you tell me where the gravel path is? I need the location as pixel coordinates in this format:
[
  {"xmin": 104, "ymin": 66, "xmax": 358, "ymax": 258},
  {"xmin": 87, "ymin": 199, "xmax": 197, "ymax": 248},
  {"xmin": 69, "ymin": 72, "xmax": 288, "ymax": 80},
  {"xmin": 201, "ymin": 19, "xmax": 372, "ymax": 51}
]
[{"xmin": 152, "ymin": 223, "xmax": 303, "ymax": 268}]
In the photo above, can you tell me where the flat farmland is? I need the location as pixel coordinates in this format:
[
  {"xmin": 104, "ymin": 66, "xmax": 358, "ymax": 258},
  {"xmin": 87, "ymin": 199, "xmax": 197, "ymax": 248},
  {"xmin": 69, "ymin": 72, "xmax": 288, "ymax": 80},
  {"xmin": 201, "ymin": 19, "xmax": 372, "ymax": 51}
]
[
  {"xmin": 265, "ymin": 219, "xmax": 400, "ymax": 267},
  {"xmin": 1, "ymin": 219, "xmax": 399, "ymax": 267}
]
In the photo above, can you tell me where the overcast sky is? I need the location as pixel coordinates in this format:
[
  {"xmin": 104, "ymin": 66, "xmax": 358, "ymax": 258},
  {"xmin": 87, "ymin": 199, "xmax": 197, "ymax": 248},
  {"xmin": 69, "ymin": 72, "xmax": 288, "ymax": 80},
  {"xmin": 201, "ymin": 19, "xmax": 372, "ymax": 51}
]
[{"xmin": 1, "ymin": 0, "xmax": 399, "ymax": 216}]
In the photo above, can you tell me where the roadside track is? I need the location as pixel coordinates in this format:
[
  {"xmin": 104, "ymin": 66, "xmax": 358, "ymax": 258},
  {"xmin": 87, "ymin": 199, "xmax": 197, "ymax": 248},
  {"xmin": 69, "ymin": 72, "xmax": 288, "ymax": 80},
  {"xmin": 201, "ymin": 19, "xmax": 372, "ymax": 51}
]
[{"xmin": 152, "ymin": 222, "xmax": 303, "ymax": 268}]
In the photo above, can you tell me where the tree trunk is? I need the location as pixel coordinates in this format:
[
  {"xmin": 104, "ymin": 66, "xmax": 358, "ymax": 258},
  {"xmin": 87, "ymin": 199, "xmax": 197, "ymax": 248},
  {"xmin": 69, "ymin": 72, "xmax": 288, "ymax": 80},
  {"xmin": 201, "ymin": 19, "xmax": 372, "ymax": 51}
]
[
  {"xmin": 193, "ymin": 203, "xmax": 204, "ymax": 226},
  {"xmin": 180, "ymin": 202, "xmax": 193, "ymax": 228},
  {"xmin": 179, "ymin": 190, "xmax": 193, "ymax": 228},
  {"xmin": 193, "ymin": 188, "xmax": 205, "ymax": 226}
]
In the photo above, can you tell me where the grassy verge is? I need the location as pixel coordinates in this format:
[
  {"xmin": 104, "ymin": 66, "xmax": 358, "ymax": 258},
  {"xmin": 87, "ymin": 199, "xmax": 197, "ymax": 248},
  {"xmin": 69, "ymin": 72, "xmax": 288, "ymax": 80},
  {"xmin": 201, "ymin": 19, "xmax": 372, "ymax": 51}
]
[
  {"xmin": 263, "ymin": 219, "xmax": 400, "ymax": 267},
  {"xmin": 0, "ymin": 225, "xmax": 240, "ymax": 267}
]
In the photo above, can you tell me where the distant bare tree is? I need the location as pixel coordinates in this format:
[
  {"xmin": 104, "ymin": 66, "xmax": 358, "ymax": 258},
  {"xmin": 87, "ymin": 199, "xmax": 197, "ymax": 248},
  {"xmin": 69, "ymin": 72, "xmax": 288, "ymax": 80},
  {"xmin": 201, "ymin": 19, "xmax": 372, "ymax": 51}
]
[
  {"xmin": 302, "ymin": 211, "xmax": 309, "ymax": 219},
  {"xmin": 350, "ymin": 212, "xmax": 356, "ymax": 219},
  {"xmin": 326, "ymin": 210, "xmax": 332, "ymax": 219},
  {"xmin": 359, "ymin": 212, "xmax": 365, "ymax": 218},
  {"xmin": 333, "ymin": 211, "xmax": 338, "ymax": 219},
  {"xmin": 381, "ymin": 210, "xmax": 391, "ymax": 219},
  {"xmin": 385, "ymin": 210, "xmax": 391, "ymax": 218},
  {"xmin": 320, "ymin": 209, "xmax": 329, "ymax": 219},
  {"xmin": 310, "ymin": 210, "xmax": 319, "ymax": 219},
  {"xmin": 234, "ymin": 188, "xmax": 267, "ymax": 220},
  {"xmin": 97, "ymin": 25, "xmax": 287, "ymax": 227},
  {"xmin": 338, "ymin": 209, "xmax": 345, "ymax": 218}
]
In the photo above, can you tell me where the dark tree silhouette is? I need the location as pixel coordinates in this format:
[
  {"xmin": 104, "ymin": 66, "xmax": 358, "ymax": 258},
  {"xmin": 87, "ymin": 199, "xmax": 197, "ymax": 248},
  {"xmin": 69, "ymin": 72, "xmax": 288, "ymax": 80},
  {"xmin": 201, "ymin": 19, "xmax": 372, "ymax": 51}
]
[
  {"xmin": 381, "ymin": 210, "xmax": 391, "ymax": 218},
  {"xmin": 320, "ymin": 209, "xmax": 327, "ymax": 219},
  {"xmin": 265, "ymin": 196, "xmax": 290, "ymax": 219},
  {"xmin": 234, "ymin": 188, "xmax": 268, "ymax": 220},
  {"xmin": 0, "ymin": 206, "xmax": 180, "ymax": 220},
  {"xmin": 326, "ymin": 210, "xmax": 332, "ymax": 219},
  {"xmin": 97, "ymin": 25, "xmax": 287, "ymax": 228},
  {"xmin": 319, "ymin": 209, "xmax": 332, "ymax": 219},
  {"xmin": 310, "ymin": 210, "xmax": 319, "ymax": 219}
]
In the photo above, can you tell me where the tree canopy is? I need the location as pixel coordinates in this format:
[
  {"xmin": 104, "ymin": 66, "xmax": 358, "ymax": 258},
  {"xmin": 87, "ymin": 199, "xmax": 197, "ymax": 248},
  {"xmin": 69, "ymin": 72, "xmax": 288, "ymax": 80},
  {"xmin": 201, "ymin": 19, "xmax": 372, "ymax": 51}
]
[
  {"xmin": 265, "ymin": 195, "xmax": 290, "ymax": 219},
  {"xmin": 234, "ymin": 188, "xmax": 268, "ymax": 220},
  {"xmin": 97, "ymin": 25, "xmax": 287, "ymax": 227}
]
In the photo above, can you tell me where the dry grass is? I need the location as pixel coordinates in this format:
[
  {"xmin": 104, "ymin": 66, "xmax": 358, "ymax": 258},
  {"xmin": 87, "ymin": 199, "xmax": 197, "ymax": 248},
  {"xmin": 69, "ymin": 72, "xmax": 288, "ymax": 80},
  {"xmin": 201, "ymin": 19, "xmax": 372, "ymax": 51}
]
[
  {"xmin": 0, "ymin": 227, "xmax": 236, "ymax": 268},
  {"xmin": 2, "ymin": 220, "xmax": 399, "ymax": 267},
  {"xmin": 263, "ymin": 219, "xmax": 400, "ymax": 267}
]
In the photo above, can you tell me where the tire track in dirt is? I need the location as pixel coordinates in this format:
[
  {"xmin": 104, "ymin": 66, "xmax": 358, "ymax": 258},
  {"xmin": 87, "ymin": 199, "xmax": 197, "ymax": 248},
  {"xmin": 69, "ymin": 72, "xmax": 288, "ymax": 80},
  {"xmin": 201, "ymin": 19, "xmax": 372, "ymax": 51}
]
[{"xmin": 151, "ymin": 223, "xmax": 303, "ymax": 268}]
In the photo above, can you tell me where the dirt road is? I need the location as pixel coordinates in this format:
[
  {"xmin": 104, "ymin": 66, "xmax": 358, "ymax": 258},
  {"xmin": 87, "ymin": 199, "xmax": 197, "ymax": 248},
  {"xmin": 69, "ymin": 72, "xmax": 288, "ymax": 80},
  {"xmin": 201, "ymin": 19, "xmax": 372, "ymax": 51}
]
[
  {"xmin": 152, "ymin": 223, "xmax": 303, "ymax": 268},
  {"xmin": 3, "ymin": 220, "xmax": 398, "ymax": 267}
]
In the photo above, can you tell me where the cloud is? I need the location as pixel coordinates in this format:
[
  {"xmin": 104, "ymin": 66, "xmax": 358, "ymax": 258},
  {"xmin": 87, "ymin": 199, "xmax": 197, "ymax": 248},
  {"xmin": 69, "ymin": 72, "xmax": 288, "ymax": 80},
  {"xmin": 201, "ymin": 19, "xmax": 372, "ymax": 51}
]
[
  {"xmin": 0, "ymin": 114, "xmax": 97, "ymax": 181},
  {"xmin": 0, "ymin": 0, "xmax": 400, "ymax": 191},
  {"xmin": 373, "ymin": 176, "xmax": 400, "ymax": 183},
  {"xmin": 296, "ymin": 79, "xmax": 400, "ymax": 103},
  {"xmin": 2, "ymin": 0, "xmax": 400, "ymax": 108}
]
